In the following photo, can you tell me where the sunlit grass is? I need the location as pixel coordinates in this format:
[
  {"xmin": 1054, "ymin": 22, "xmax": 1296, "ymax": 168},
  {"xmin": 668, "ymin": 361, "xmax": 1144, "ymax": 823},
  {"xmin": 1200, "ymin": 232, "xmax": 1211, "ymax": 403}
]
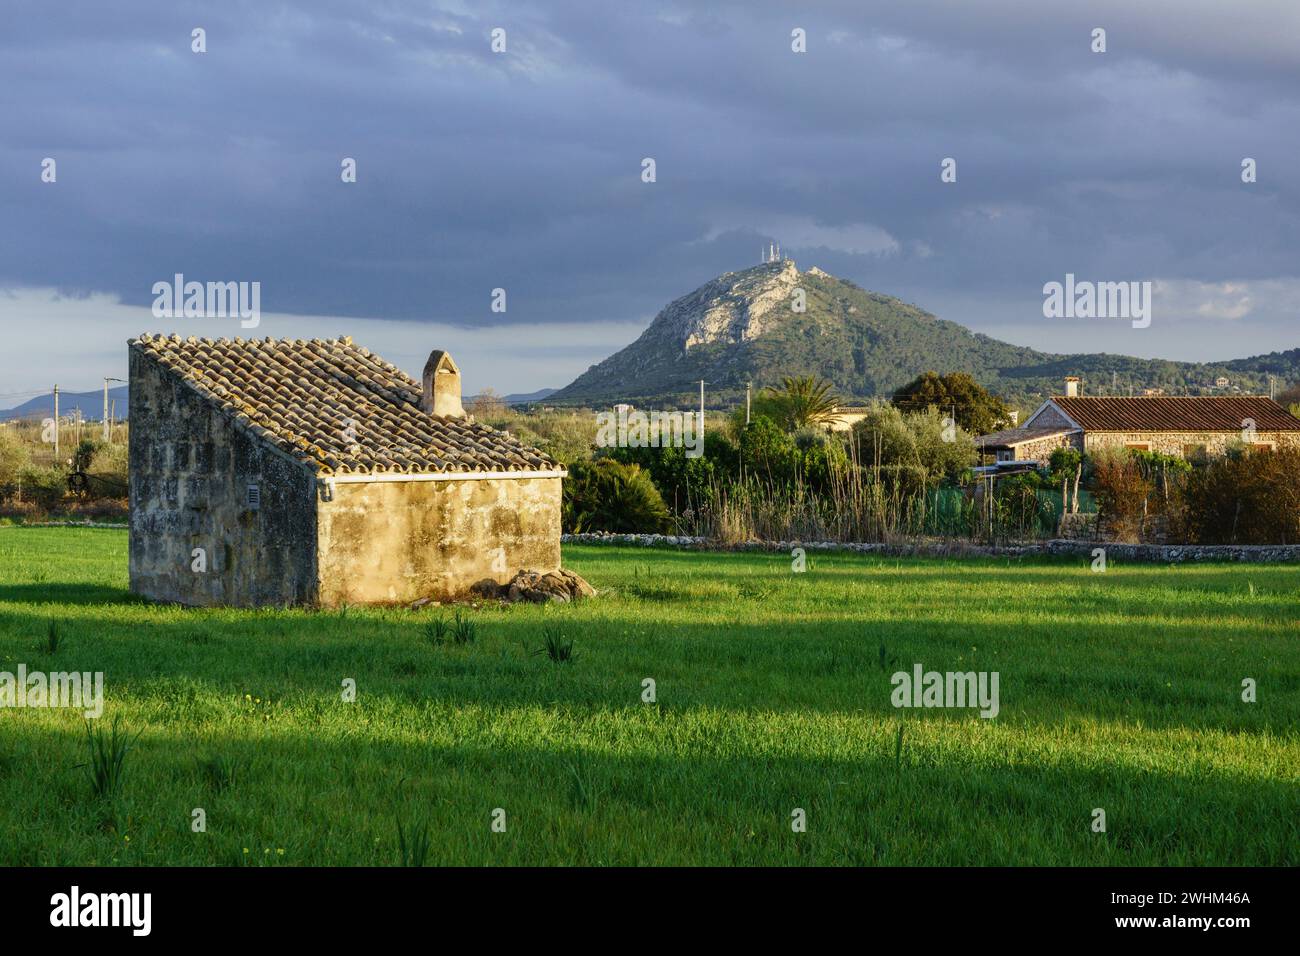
[{"xmin": 0, "ymin": 527, "xmax": 1295, "ymax": 865}]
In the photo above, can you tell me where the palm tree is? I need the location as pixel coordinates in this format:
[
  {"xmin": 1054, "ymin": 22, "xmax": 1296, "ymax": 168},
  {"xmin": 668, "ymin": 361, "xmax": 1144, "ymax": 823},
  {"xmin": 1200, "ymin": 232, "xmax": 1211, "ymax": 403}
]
[{"xmin": 757, "ymin": 375, "xmax": 841, "ymax": 430}]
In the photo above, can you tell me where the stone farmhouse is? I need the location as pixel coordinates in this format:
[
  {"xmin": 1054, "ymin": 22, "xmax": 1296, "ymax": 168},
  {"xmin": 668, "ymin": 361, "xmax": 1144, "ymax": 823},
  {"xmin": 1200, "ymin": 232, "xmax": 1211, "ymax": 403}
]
[
  {"xmin": 128, "ymin": 334, "xmax": 565, "ymax": 607},
  {"xmin": 977, "ymin": 377, "xmax": 1300, "ymax": 464}
]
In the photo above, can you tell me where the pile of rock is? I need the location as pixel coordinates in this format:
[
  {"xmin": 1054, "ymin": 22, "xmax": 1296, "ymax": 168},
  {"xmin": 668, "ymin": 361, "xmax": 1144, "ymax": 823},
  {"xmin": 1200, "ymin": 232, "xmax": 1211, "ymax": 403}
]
[{"xmin": 472, "ymin": 568, "xmax": 596, "ymax": 604}]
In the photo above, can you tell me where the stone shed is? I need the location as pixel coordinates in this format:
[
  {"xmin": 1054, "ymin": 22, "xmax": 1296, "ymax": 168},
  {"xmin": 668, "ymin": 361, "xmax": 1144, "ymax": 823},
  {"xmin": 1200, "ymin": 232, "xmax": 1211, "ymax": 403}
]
[{"xmin": 128, "ymin": 334, "xmax": 565, "ymax": 607}]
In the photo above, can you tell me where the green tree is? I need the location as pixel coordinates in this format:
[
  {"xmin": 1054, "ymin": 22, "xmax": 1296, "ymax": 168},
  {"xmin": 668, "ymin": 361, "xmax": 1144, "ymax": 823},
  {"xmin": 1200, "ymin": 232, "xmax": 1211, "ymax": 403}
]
[
  {"xmin": 0, "ymin": 429, "xmax": 31, "ymax": 489},
  {"xmin": 851, "ymin": 403, "xmax": 975, "ymax": 483},
  {"xmin": 738, "ymin": 416, "xmax": 802, "ymax": 484},
  {"xmin": 1048, "ymin": 446, "xmax": 1083, "ymax": 514},
  {"xmin": 1275, "ymin": 382, "xmax": 1300, "ymax": 419},
  {"xmin": 752, "ymin": 375, "xmax": 841, "ymax": 431},
  {"xmin": 892, "ymin": 371, "xmax": 1012, "ymax": 435}
]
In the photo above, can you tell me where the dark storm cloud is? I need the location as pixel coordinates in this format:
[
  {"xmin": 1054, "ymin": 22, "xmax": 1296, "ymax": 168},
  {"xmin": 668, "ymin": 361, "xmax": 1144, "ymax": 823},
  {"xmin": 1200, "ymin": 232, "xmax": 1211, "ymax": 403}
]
[{"xmin": 2, "ymin": 0, "xmax": 1298, "ymax": 378}]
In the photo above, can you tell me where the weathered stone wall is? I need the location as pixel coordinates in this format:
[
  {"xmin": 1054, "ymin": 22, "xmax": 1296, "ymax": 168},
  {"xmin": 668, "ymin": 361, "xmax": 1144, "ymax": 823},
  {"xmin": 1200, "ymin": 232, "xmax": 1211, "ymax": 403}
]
[
  {"xmin": 1057, "ymin": 513, "xmax": 1100, "ymax": 540},
  {"xmin": 1006, "ymin": 431, "xmax": 1081, "ymax": 461},
  {"xmin": 1082, "ymin": 430, "xmax": 1300, "ymax": 456},
  {"xmin": 316, "ymin": 476, "xmax": 561, "ymax": 604},
  {"xmin": 1024, "ymin": 404, "xmax": 1075, "ymax": 429},
  {"xmin": 129, "ymin": 351, "xmax": 319, "ymax": 607}
]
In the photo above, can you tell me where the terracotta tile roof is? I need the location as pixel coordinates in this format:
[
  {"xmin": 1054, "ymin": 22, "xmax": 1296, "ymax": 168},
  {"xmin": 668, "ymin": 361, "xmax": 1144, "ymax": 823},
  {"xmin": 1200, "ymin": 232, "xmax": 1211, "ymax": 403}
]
[
  {"xmin": 130, "ymin": 334, "xmax": 563, "ymax": 476},
  {"xmin": 1050, "ymin": 395, "xmax": 1300, "ymax": 432},
  {"xmin": 976, "ymin": 426, "xmax": 1077, "ymax": 448}
]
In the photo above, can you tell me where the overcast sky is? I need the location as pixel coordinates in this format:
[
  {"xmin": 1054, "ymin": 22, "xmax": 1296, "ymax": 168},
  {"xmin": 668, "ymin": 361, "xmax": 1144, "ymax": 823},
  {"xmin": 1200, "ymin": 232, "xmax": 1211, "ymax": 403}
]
[{"xmin": 3, "ymin": 0, "xmax": 1299, "ymax": 401}]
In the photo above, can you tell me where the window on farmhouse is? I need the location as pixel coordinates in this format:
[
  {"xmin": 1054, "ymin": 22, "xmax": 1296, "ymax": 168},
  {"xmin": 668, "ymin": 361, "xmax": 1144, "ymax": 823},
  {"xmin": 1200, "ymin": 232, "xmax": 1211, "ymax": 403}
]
[
  {"xmin": 1124, "ymin": 442, "xmax": 1150, "ymax": 452},
  {"xmin": 1182, "ymin": 443, "xmax": 1207, "ymax": 463}
]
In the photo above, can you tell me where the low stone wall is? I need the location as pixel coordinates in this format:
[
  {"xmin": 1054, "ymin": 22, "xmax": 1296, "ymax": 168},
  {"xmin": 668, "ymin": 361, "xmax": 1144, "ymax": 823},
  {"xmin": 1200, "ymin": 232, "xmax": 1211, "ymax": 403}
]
[
  {"xmin": 1057, "ymin": 513, "xmax": 1099, "ymax": 541},
  {"xmin": 561, "ymin": 532, "xmax": 1300, "ymax": 563}
]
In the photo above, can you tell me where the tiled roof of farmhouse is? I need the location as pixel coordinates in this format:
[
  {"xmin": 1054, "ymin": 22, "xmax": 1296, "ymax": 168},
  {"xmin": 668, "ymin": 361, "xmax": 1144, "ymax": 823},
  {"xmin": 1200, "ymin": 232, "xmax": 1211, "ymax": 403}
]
[
  {"xmin": 1050, "ymin": 395, "xmax": 1300, "ymax": 432},
  {"xmin": 130, "ymin": 334, "xmax": 562, "ymax": 476},
  {"xmin": 976, "ymin": 426, "xmax": 1076, "ymax": 448}
]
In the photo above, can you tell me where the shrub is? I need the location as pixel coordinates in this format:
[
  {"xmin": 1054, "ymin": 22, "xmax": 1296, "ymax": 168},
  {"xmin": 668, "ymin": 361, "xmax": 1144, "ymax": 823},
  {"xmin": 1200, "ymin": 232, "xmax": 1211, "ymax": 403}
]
[
  {"xmin": 1087, "ymin": 449, "xmax": 1153, "ymax": 542},
  {"xmin": 72, "ymin": 438, "xmax": 100, "ymax": 473},
  {"xmin": 872, "ymin": 464, "xmax": 931, "ymax": 499},
  {"xmin": 0, "ymin": 430, "xmax": 31, "ymax": 489},
  {"xmin": 88, "ymin": 442, "xmax": 129, "ymax": 498},
  {"xmin": 797, "ymin": 429, "xmax": 850, "ymax": 490},
  {"xmin": 738, "ymin": 416, "xmax": 801, "ymax": 484},
  {"xmin": 563, "ymin": 458, "xmax": 671, "ymax": 533},
  {"xmin": 608, "ymin": 431, "xmax": 735, "ymax": 510},
  {"xmin": 18, "ymin": 466, "xmax": 66, "ymax": 512},
  {"xmin": 1048, "ymin": 447, "xmax": 1084, "ymax": 515},
  {"xmin": 994, "ymin": 473, "xmax": 1053, "ymax": 536},
  {"xmin": 1175, "ymin": 446, "xmax": 1300, "ymax": 544},
  {"xmin": 851, "ymin": 403, "xmax": 974, "ymax": 484}
]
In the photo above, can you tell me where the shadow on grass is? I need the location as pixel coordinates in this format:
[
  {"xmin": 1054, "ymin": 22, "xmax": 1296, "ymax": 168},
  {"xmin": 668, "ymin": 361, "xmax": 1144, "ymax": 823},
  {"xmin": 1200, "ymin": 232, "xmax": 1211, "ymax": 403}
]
[
  {"xmin": 0, "ymin": 603, "xmax": 1293, "ymax": 737},
  {"xmin": 4, "ymin": 718, "xmax": 1297, "ymax": 865},
  {"xmin": 0, "ymin": 582, "xmax": 141, "ymax": 606}
]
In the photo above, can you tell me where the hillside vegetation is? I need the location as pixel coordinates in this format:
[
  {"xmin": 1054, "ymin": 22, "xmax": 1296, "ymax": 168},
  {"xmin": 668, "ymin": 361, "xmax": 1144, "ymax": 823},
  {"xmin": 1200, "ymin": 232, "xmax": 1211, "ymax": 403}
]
[{"xmin": 551, "ymin": 261, "xmax": 1298, "ymax": 407}]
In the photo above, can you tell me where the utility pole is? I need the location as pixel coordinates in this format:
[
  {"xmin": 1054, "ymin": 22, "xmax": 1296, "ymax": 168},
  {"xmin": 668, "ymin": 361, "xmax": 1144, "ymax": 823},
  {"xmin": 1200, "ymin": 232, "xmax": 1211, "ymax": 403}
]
[
  {"xmin": 52, "ymin": 384, "xmax": 59, "ymax": 460},
  {"xmin": 103, "ymin": 377, "xmax": 125, "ymax": 441},
  {"xmin": 745, "ymin": 381, "xmax": 752, "ymax": 425},
  {"xmin": 699, "ymin": 380, "xmax": 706, "ymax": 441}
]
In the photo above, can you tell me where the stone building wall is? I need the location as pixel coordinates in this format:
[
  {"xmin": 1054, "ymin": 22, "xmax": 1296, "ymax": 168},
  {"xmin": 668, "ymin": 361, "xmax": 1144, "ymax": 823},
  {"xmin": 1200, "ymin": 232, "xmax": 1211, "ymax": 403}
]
[
  {"xmin": 1082, "ymin": 430, "xmax": 1300, "ymax": 457},
  {"xmin": 128, "ymin": 351, "xmax": 319, "ymax": 607},
  {"xmin": 1004, "ymin": 431, "xmax": 1082, "ymax": 461},
  {"xmin": 315, "ymin": 475, "xmax": 562, "ymax": 605},
  {"xmin": 1024, "ymin": 404, "xmax": 1075, "ymax": 429}
]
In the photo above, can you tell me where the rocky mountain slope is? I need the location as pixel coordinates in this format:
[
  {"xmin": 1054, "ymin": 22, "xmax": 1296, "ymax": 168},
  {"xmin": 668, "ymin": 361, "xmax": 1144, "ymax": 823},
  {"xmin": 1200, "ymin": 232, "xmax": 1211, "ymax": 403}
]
[{"xmin": 550, "ymin": 261, "xmax": 1297, "ymax": 408}]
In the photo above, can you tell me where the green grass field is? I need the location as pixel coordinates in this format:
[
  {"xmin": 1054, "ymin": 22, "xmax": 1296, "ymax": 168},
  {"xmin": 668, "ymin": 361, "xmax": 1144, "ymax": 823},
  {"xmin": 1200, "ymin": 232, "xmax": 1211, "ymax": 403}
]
[{"xmin": 0, "ymin": 527, "xmax": 1295, "ymax": 866}]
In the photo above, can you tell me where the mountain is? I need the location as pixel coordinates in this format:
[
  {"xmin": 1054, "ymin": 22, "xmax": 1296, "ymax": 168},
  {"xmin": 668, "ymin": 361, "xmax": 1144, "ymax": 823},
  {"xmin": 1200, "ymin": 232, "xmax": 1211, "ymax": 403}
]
[
  {"xmin": 503, "ymin": 387, "xmax": 558, "ymax": 404},
  {"xmin": 550, "ymin": 260, "xmax": 1298, "ymax": 408},
  {"xmin": 0, "ymin": 386, "xmax": 129, "ymax": 422}
]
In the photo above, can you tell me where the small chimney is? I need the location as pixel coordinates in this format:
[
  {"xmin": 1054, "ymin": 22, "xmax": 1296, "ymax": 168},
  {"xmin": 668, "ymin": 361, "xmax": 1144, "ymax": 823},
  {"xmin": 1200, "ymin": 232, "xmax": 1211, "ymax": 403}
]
[
  {"xmin": 1064, "ymin": 376, "xmax": 1080, "ymax": 398},
  {"xmin": 422, "ymin": 350, "xmax": 465, "ymax": 418}
]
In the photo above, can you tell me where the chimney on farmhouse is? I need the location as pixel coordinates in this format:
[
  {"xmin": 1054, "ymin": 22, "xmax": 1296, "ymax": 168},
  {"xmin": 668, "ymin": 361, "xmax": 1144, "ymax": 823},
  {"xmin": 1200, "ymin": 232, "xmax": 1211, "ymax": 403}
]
[
  {"xmin": 1064, "ymin": 376, "xmax": 1080, "ymax": 398},
  {"xmin": 422, "ymin": 350, "xmax": 465, "ymax": 418}
]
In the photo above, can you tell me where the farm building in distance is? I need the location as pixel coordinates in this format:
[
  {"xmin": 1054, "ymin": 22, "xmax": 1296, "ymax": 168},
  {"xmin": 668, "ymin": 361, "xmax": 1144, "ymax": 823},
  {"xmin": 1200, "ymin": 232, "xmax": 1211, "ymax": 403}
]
[
  {"xmin": 128, "ymin": 334, "xmax": 565, "ymax": 607},
  {"xmin": 977, "ymin": 377, "xmax": 1300, "ymax": 463}
]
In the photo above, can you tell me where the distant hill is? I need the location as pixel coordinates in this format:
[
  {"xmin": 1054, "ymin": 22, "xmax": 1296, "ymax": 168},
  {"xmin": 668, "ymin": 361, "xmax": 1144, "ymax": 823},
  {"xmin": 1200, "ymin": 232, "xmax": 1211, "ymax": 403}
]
[
  {"xmin": 503, "ymin": 387, "xmax": 558, "ymax": 404},
  {"xmin": 550, "ymin": 260, "xmax": 1299, "ymax": 409},
  {"xmin": 0, "ymin": 386, "xmax": 129, "ymax": 422}
]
